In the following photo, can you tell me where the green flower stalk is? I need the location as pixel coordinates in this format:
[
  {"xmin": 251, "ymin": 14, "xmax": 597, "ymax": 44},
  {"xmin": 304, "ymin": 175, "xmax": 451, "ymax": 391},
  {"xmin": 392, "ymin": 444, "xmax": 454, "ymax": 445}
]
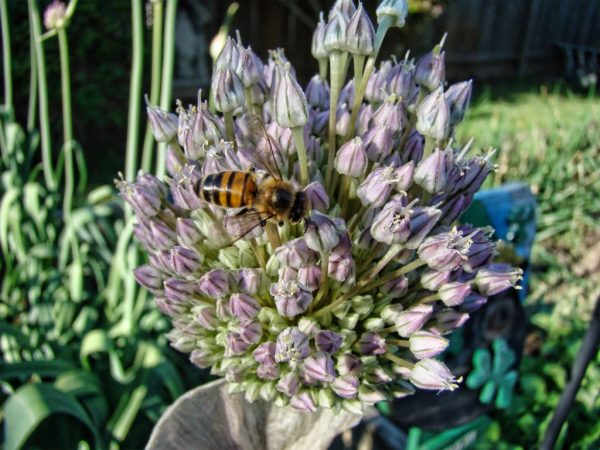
[{"xmin": 120, "ymin": 0, "xmax": 521, "ymax": 414}]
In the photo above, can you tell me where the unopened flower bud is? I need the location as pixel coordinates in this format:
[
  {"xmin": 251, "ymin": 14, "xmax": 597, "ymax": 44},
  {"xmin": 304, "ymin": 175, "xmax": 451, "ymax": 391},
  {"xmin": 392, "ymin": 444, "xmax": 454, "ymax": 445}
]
[
  {"xmin": 418, "ymin": 228, "xmax": 472, "ymax": 271},
  {"xmin": 439, "ymin": 281, "xmax": 471, "ymax": 307},
  {"xmin": 230, "ymin": 293, "xmax": 260, "ymax": 321},
  {"xmin": 364, "ymin": 125, "xmax": 394, "ymax": 161},
  {"xmin": 434, "ymin": 309, "xmax": 469, "ymax": 334},
  {"xmin": 445, "ymin": 80, "xmax": 472, "ymax": 125},
  {"xmin": 227, "ymin": 332, "xmax": 251, "ymax": 356},
  {"xmin": 134, "ymin": 265, "xmax": 164, "ymax": 296},
  {"xmin": 315, "ymin": 330, "xmax": 343, "ymax": 354},
  {"xmin": 312, "ymin": 13, "xmax": 328, "ymax": 60},
  {"xmin": 146, "ymin": 97, "xmax": 179, "ymax": 143},
  {"xmin": 332, "ymin": 375, "xmax": 358, "ymax": 399},
  {"xmin": 358, "ymin": 385, "xmax": 387, "ymax": 404},
  {"xmin": 415, "ymin": 49, "xmax": 446, "ymax": 91},
  {"xmin": 475, "ymin": 263, "xmax": 523, "ymax": 295},
  {"xmin": 395, "ymin": 303, "xmax": 434, "ymax": 337},
  {"xmin": 346, "ymin": 3, "xmax": 375, "ymax": 56},
  {"xmin": 43, "ymin": 0, "xmax": 67, "ymax": 30},
  {"xmin": 358, "ymin": 332, "xmax": 386, "ymax": 355},
  {"xmin": 253, "ymin": 341, "xmax": 277, "ymax": 365},
  {"xmin": 303, "ymin": 352, "xmax": 335, "ymax": 382},
  {"xmin": 215, "ymin": 37, "xmax": 242, "ymax": 72},
  {"xmin": 194, "ymin": 305, "xmax": 218, "ymax": 330},
  {"xmin": 420, "ymin": 268, "xmax": 451, "ymax": 290},
  {"xmin": 404, "ymin": 206, "xmax": 442, "ymax": 249},
  {"xmin": 170, "ymin": 246, "xmax": 201, "ymax": 276},
  {"xmin": 409, "ymin": 331, "xmax": 449, "ymax": 359},
  {"xmin": 274, "ymin": 63, "xmax": 309, "ymax": 128},
  {"xmin": 460, "ymin": 293, "xmax": 487, "ymax": 313},
  {"xmin": 414, "ymin": 147, "xmax": 447, "ymax": 193},
  {"xmin": 410, "ymin": 359, "xmax": 458, "ymax": 391},
  {"xmin": 275, "ymin": 327, "xmax": 310, "ymax": 363},
  {"xmin": 198, "ymin": 268, "xmax": 230, "ymax": 298},
  {"xmin": 211, "ymin": 67, "xmax": 245, "ymax": 113},
  {"xmin": 324, "ymin": 11, "xmax": 348, "ymax": 53},
  {"xmin": 335, "ymin": 137, "xmax": 368, "ymax": 177},
  {"xmin": 329, "ymin": 0, "xmax": 357, "ymax": 20},
  {"xmin": 305, "ymin": 211, "xmax": 340, "ymax": 253},
  {"xmin": 304, "ymin": 181, "xmax": 330, "ymax": 211},
  {"xmin": 416, "ymin": 87, "xmax": 450, "ymax": 140},
  {"xmin": 376, "ymin": 0, "xmax": 409, "ymax": 28},
  {"xmin": 290, "ymin": 392, "xmax": 317, "ymax": 413},
  {"xmin": 305, "ymin": 75, "xmax": 330, "ymax": 110}
]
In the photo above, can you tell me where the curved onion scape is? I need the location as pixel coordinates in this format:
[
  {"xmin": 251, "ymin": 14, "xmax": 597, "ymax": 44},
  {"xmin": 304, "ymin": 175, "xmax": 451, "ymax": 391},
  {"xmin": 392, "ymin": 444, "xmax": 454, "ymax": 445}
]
[{"xmin": 118, "ymin": 0, "xmax": 522, "ymax": 413}]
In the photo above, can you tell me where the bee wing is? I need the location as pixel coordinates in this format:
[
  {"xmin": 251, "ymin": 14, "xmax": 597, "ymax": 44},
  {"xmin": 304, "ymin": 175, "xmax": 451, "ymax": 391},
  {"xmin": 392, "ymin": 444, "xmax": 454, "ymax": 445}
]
[
  {"xmin": 223, "ymin": 208, "xmax": 272, "ymax": 242},
  {"xmin": 246, "ymin": 113, "xmax": 284, "ymax": 181}
]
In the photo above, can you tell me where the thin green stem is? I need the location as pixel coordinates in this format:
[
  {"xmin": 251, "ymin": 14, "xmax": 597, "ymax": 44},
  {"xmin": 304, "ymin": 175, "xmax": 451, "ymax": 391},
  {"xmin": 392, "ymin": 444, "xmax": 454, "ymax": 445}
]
[
  {"xmin": 387, "ymin": 338, "xmax": 410, "ymax": 348},
  {"xmin": 318, "ymin": 57, "xmax": 328, "ymax": 80},
  {"xmin": 223, "ymin": 111, "xmax": 236, "ymax": 147},
  {"xmin": 0, "ymin": 0, "xmax": 13, "ymax": 116},
  {"xmin": 291, "ymin": 126, "xmax": 309, "ymax": 186},
  {"xmin": 27, "ymin": 21, "xmax": 38, "ymax": 131},
  {"xmin": 57, "ymin": 28, "xmax": 74, "ymax": 216},
  {"xmin": 28, "ymin": 0, "xmax": 54, "ymax": 189},
  {"xmin": 325, "ymin": 51, "xmax": 347, "ymax": 191},
  {"xmin": 155, "ymin": 0, "xmax": 178, "ymax": 177},
  {"xmin": 125, "ymin": 0, "xmax": 144, "ymax": 181},
  {"xmin": 385, "ymin": 352, "xmax": 415, "ymax": 369},
  {"xmin": 361, "ymin": 258, "xmax": 427, "ymax": 293},
  {"xmin": 141, "ymin": 0, "xmax": 164, "ymax": 173},
  {"xmin": 311, "ymin": 253, "xmax": 330, "ymax": 310}
]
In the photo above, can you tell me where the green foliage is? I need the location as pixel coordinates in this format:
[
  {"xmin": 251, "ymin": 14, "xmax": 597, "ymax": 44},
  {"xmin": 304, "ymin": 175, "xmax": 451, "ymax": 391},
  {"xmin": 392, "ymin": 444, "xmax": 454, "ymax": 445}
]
[{"xmin": 461, "ymin": 81, "xmax": 600, "ymax": 449}]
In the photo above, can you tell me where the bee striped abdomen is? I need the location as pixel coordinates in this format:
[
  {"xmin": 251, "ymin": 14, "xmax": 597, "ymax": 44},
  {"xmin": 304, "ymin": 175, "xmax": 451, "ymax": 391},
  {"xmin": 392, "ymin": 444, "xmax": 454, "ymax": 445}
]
[{"xmin": 198, "ymin": 171, "xmax": 257, "ymax": 208}]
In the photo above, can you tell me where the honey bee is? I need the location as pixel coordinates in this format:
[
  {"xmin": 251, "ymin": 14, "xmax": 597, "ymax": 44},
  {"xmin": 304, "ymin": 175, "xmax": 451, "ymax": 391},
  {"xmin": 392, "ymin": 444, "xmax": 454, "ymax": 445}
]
[{"xmin": 193, "ymin": 114, "xmax": 309, "ymax": 240}]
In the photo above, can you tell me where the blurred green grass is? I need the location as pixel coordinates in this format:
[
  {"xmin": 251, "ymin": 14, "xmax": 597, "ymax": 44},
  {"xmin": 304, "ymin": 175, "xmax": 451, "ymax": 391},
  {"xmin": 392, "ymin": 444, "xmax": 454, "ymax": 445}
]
[{"xmin": 460, "ymin": 80, "xmax": 600, "ymax": 449}]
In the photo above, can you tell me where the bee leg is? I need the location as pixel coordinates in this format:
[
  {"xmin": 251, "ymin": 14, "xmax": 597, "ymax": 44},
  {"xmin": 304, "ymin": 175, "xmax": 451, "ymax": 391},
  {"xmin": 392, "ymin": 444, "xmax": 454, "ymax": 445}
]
[
  {"xmin": 260, "ymin": 219, "xmax": 266, "ymax": 227},
  {"xmin": 278, "ymin": 221, "xmax": 284, "ymax": 227}
]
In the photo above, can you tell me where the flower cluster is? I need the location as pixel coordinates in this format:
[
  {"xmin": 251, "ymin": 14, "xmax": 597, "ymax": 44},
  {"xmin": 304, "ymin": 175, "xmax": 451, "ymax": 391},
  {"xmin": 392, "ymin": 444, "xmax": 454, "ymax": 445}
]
[{"xmin": 118, "ymin": 0, "xmax": 522, "ymax": 414}]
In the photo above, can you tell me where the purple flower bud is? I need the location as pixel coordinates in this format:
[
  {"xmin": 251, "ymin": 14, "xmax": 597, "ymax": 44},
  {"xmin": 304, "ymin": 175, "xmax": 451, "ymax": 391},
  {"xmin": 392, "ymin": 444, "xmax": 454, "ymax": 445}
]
[
  {"xmin": 118, "ymin": 182, "xmax": 161, "ymax": 218},
  {"xmin": 145, "ymin": 97, "xmax": 178, "ymax": 143},
  {"xmin": 357, "ymin": 104, "xmax": 373, "ymax": 135},
  {"xmin": 410, "ymin": 358, "xmax": 458, "ymax": 391},
  {"xmin": 357, "ymin": 166, "xmax": 401, "ymax": 207},
  {"xmin": 315, "ymin": 330, "xmax": 343, "ymax": 354},
  {"xmin": 226, "ymin": 332, "xmax": 251, "ymax": 356},
  {"xmin": 358, "ymin": 332, "xmax": 387, "ymax": 355},
  {"xmin": 331, "ymin": 375, "xmax": 358, "ymax": 399},
  {"xmin": 170, "ymin": 246, "xmax": 201, "ymax": 276},
  {"xmin": 230, "ymin": 293, "xmax": 260, "ymax": 321},
  {"xmin": 303, "ymin": 352, "xmax": 335, "ymax": 382},
  {"xmin": 216, "ymin": 297, "xmax": 232, "ymax": 320},
  {"xmin": 303, "ymin": 181, "xmax": 330, "ymax": 212},
  {"xmin": 233, "ymin": 268, "xmax": 261, "ymax": 295},
  {"xmin": 253, "ymin": 342, "xmax": 276, "ymax": 365},
  {"xmin": 418, "ymin": 228, "xmax": 473, "ymax": 271},
  {"xmin": 134, "ymin": 265, "xmax": 164, "ymax": 295},
  {"xmin": 420, "ymin": 268, "xmax": 451, "ymax": 290},
  {"xmin": 459, "ymin": 226, "xmax": 495, "ymax": 272},
  {"xmin": 336, "ymin": 102, "xmax": 351, "ymax": 136},
  {"xmin": 312, "ymin": 13, "xmax": 328, "ymax": 60},
  {"xmin": 305, "ymin": 75, "xmax": 330, "ymax": 110},
  {"xmin": 198, "ymin": 268, "xmax": 229, "ymax": 298},
  {"xmin": 439, "ymin": 281, "xmax": 471, "ymax": 307},
  {"xmin": 405, "ymin": 206, "xmax": 442, "ymax": 249},
  {"xmin": 189, "ymin": 348, "xmax": 214, "ymax": 369},
  {"xmin": 365, "ymin": 63, "xmax": 390, "ymax": 104},
  {"xmin": 380, "ymin": 303, "xmax": 404, "ymax": 324},
  {"xmin": 215, "ymin": 37, "xmax": 242, "ymax": 72},
  {"xmin": 275, "ymin": 327, "xmax": 310, "ymax": 362},
  {"xmin": 330, "ymin": 0, "xmax": 357, "ymax": 20},
  {"xmin": 386, "ymin": 60, "xmax": 415, "ymax": 100},
  {"xmin": 328, "ymin": 251, "xmax": 355, "ymax": 283},
  {"xmin": 164, "ymin": 278, "xmax": 198, "ymax": 303},
  {"xmin": 434, "ymin": 309, "xmax": 469, "ymax": 334},
  {"xmin": 239, "ymin": 321, "xmax": 263, "ymax": 344},
  {"xmin": 176, "ymin": 218, "xmax": 202, "ymax": 247},
  {"xmin": 359, "ymin": 385, "xmax": 387, "ymax": 404},
  {"xmin": 211, "ymin": 67, "xmax": 245, "ymax": 113},
  {"xmin": 274, "ymin": 63, "xmax": 309, "ymax": 128},
  {"xmin": 415, "ymin": 49, "xmax": 446, "ymax": 91},
  {"xmin": 335, "ymin": 137, "xmax": 368, "ymax": 177},
  {"xmin": 270, "ymin": 278, "xmax": 313, "ymax": 318},
  {"xmin": 475, "ymin": 263, "xmax": 523, "ymax": 296},
  {"xmin": 274, "ymin": 237, "xmax": 314, "ymax": 269},
  {"xmin": 414, "ymin": 148, "xmax": 447, "ymax": 194},
  {"xmin": 257, "ymin": 364, "xmax": 279, "ymax": 380},
  {"xmin": 290, "ymin": 392, "xmax": 317, "ymax": 413},
  {"xmin": 376, "ymin": 0, "xmax": 409, "ymax": 28},
  {"xmin": 460, "ymin": 293, "xmax": 487, "ymax": 313},
  {"xmin": 445, "ymin": 80, "xmax": 472, "ymax": 125},
  {"xmin": 277, "ymin": 372, "xmax": 300, "ymax": 396},
  {"xmin": 194, "ymin": 305, "xmax": 218, "ymax": 330},
  {"xmin": 339, "ymin": 80, "xmax": 355, "ymax": 106},
  {"xmin": 409, "ymin": 331, "xmax": 449, "ymax": 359},
  {"xmin": 380, "ymin": 275, "xmax": 409, "ymax": 297},
  {"xmin": 239, "ymin": 46, "xmax": 261, "ymax": 87},
  {"xmin": 305, "ymin": 212, "xmax": 340, "ymax": 253},
  {"xmin": 298, "ymin": 265, "xmax": 321, "ymax": 292},
  {"xmin": 346, "ymin": 3, "xmax": 375, "ymax": 55},
  {"xmin": 402, "ymin": 129, "xmax": 424, "ymax": 163},
  {"xmin": 337, "ymin": 354, "xmax": 363, "ymax": 376},
  {"xmin": 416, "ymin": 87, "xmax": 450, "ymax": 140},
  {"xmin": 363, "ymin": 125, "xmax": 394, "ymax": 161},
  {"xmin": 148, "ymin": 220, "xmax": 177, "ymax": 253},
  {"xmin": 395, "ymin": 303, "xmax": 434, "ymax": 337},
  {"xmin": 324, "ymin": 11, "xmax": 348, "ymax": 53}
]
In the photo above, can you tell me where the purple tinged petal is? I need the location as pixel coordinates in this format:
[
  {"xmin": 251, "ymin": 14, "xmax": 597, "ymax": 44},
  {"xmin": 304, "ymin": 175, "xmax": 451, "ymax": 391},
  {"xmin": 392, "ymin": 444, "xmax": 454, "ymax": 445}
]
[
  {"xmin": 434, "ymin": 309, "xmax": 469, "ymax": 334},
  {"xmin": 230, "ymin": 293, "xmax": 260, "ymax": 321},
  {"xmin": 275, "ymin": 327, "xmax": 310, "ymax": 362},
  {"xmin": 332, "ymin": 375, "xmax": 359, "ymax": 399},
  {"xmin": 376, "ymin": 0, "xmax": 409, "ymax": 28},
  {"xmin": 163, "ymin": 278, "xmax": 198, "ymax": 303},
  {"xmin": 226, "ymin": 332, "xmax": 251, "ymax": 356},
  {"xmin": 304, "ymin": 212, "xmax": 340, "ymax": 253},
  {"xmin": 134, "ymin": 265, "xmax": 164, "ymax": 295},
  {"xmin": 414, "ymin": 49, "xmax": 445, "ymax": 91},
  {"xmin": 297, "ymin": 265, "xmax": 322, "ymax": 292},
  {"xmin": 346, "ymin": 3, "xmax": 375, "ymax": 55},
  {"xmin": 358, "ymin": 332, "xmax": 387, "ymax": 355},
  {"xmin": 290, "ymin": 392, "xmax": 317, "ymax": 413},
  {"xmin": 146, "ymin": 99, "xmax": 179, "ymax": 143},
  {"xmin": 324, "ymin": 11, "xmax": 348, "ymax": 52},
  {"xmin": 315, "ymin": 330, "xmax": 343, "ymax": 354},
  {"xmin": 198, "ymin": 268, "xmax": 230, "ymax": 298},
  {"xmin": 416, "ymin": 87, "xmax": 450, "ymax": 140},
  {"xmin": 475, "ymin": 263, "xmax": 523, "ymax": 295},
  {"xmin": 233, "ymin": 268, "xmax": 262, "ymax": 295},
  {"xmin": 420, "ymin": 268, "xmax": 451, "ymax": 290},
  {"xmin": 445, "ymin": 79, "xmax": 472, "ymax": 125},
  {"xmin": 410, "ymin": 359, "xmax": 459, "ymax": 391},
  {"xmin": 363, "ymin": 125, "xmax": 394, "ymax": 162},
  {"xmin": 311, "ymin": 13, "xmax": 328, "ymax": 59},
  {"xmin": 414, "ymin": 148, "xmax": 447, "ymax": 194},
  {"xmin": 438, "ymin": 281, "xmax": 471, "ymax": 307},
  {"xmin": 304, "ymin": 181, "xmax": 330, "ymax": 211},
  {"xmin": 460, "ymin": 293, "xmax": 488, "ymax": 313},
  {"xmin": 335, "ymin": 137, "xmax": 368, "ymax": 177},
  {"xmin": 409, "ymin": 331, "xmax": 449, "ymax": 359},
  {"xmin": 274, "ymin": 63, "xmax": 309, "ymax": 128},
  {"xmin": 170, "ymin": 246, "xmax": 201, "ymax": 276},
  {"xmin": 337, "ymin": 354, "xmax": 363, "ymax": 375},
  {"xmin": 176, "ymin": 218, "xmax": 202, "ymax": 247},
  {"xmin": 211, "ymin": 67, "xmax": 245, "ymax": 113},
  {"xmin": 257, "ymin": 364, "xmax": 279, "ymax": 380},
  {"xmin": 395, "ymin": 303, "xmax": 434, "ymax": 337},
  {"xmin": 194, "ymin": 305, "xmax": 218, "ymax": 330},
  {"xmin": 303, "ymin": 352, "xmax": 336, "ymax": 382},
  {"xmin": 305, "ymin": 75, "xmax": 330, "ymax": 110},
  {"xmin": 277, "ymin": 372, "xmax": 300, "ymax": 396},
  {"xmin": 253, "ymin": 342, "xmax": 277, "ymax": 365},
  {"xmin": 239, "ymin": 321, "xmax": 263, "ymax": 344}
]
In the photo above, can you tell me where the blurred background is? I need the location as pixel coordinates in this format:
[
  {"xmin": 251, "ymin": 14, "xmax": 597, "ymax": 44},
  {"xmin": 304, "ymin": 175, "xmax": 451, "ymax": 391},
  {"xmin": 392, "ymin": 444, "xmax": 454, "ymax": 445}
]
[{"xmin": 1, "ymin": 0, "xmax": 599, "ymax": 449}]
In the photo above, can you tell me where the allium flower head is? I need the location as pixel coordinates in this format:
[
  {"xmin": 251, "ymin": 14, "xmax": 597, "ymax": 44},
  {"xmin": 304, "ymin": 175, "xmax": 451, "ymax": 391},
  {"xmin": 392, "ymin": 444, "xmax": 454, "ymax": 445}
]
[
  {"xmin": 43, "ymin": 0, "xmax": 67, "ymax": 30},
  {"xmin": 128, "ymin": 0, "xmax": 520, "ymax": 413}
]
